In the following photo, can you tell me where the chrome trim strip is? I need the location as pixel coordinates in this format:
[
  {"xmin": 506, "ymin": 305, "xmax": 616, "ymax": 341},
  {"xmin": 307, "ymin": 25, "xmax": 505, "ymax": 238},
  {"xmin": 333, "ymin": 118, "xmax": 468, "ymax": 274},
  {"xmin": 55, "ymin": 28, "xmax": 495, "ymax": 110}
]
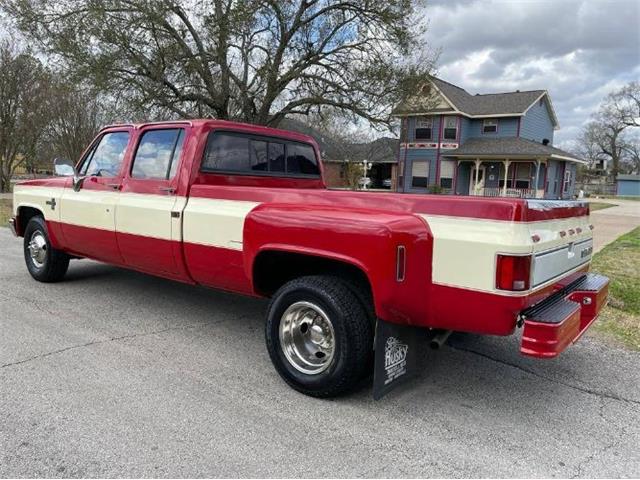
[{"xmin": 534, "ymin": 237, "xmax": 591, "ymax": 258}]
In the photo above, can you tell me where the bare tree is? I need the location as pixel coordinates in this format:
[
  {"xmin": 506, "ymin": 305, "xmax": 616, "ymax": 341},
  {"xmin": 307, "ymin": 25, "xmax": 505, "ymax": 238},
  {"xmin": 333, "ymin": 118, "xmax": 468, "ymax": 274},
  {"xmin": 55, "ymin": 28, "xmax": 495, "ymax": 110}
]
[
  {"xmin": 3, "ymin": 0, "xmax": 434, "ymax": 128},
  {"xmin": 0, "ymin": 41, "xmax": 52, "ymax": 192},
  {"xmin": 578, "ymin": 82, "xmax": 640, "ymax": 178},
  {"xmin": 621, "ymin": 141, "xmax": 640, "ymax": 174},
  {"xmin": 45, "ymin": 83, "xmax": 107, "ymax": 163},
  {"xmin": 611, "ymin": 82, "xmax": 640, "ymax": 128}
]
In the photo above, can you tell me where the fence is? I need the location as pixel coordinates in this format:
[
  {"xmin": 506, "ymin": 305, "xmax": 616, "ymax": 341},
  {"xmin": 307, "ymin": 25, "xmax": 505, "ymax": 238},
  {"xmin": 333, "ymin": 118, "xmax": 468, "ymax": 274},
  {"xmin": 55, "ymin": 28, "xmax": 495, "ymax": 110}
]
[{"xmin": 575, "ymin": 182, "xmax": 616, "ymax": 197}]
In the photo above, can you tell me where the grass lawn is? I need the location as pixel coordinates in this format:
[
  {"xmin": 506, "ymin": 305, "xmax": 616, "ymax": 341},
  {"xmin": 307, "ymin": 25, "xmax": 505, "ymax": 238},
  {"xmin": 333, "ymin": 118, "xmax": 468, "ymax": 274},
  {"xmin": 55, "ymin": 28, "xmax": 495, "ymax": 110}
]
[
  {"xmin": 0, "ymin": 199, "xmax": 12, "ymax": 227},
  {"xmin": 591, "ymin": 226, "xmax": 640, "ymax": 350},
  {"xmin": 589, "ymin": 202, "xmax": 617, "ymax": 211}
]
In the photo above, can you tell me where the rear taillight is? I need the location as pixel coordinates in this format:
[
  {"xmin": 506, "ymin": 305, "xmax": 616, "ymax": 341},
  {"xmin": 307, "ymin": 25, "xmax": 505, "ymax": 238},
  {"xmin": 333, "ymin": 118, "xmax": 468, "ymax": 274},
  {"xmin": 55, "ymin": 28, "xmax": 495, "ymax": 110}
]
[{"xmin": 496, "ymin": 254, "xmax": 532, "ymax": 291}]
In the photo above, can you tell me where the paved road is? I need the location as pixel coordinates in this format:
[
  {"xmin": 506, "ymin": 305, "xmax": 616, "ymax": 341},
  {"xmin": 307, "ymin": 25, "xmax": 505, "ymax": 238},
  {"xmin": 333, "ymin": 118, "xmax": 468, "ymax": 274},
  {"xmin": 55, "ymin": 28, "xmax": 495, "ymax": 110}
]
[
  {"xmin": 588, "ymin": 199, "xmax": 640, "ymax": 252},
  {"xmin": 1, "ymin": 227, "xmax": 639, "ymax": 478}
]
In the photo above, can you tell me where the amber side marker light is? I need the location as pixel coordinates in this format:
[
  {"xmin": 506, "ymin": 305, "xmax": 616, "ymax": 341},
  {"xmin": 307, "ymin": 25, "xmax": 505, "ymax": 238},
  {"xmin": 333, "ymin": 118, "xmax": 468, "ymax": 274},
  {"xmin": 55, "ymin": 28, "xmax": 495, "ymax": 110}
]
[{"xmin": 496, "ymin": 254, "xmax": 532, "ymax": 291}]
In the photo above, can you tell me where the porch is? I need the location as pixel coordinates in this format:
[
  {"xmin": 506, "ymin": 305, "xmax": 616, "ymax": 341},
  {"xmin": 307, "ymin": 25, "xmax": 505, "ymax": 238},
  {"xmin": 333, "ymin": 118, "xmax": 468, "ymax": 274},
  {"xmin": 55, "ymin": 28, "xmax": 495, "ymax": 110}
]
[{"xmin": 455, "ymin": 159, "xmax": 546, "ymax": 199}]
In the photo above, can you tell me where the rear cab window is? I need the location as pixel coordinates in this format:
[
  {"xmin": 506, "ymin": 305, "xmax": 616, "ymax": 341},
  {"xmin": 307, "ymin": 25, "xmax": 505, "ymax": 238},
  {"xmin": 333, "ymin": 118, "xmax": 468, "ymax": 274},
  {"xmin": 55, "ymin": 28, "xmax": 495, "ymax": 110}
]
[{"xmin": 201, "ymin": 131, "xmax": 319, "ymax": 177}]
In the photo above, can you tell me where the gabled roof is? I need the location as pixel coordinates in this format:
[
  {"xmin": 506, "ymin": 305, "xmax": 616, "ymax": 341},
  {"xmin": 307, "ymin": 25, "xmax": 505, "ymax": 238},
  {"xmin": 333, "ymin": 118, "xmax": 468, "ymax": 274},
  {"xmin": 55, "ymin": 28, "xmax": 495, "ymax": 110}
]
[
  {"xmin": 443, "ymin": 137, "xmax": 586, "ymax": 164},
  {"xmin": 395, "ymin": 77, "xmax": 559, "ymax": 128}
]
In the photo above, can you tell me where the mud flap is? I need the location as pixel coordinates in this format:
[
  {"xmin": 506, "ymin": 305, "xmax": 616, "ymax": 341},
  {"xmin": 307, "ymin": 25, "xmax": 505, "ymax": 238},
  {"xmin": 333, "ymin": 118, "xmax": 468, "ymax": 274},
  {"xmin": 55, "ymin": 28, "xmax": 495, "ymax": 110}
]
[{"xmin": 372, "ymin": 318, "xmax": 421, "ymax": 400}]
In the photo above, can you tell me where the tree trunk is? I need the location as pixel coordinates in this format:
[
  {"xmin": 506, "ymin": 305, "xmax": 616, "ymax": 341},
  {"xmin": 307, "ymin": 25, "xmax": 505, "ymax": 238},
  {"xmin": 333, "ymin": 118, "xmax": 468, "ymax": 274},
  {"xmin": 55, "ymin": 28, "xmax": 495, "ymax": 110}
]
[{"xmin": 0, "ymin": 171, "xmax": 10, "ymax": 193}]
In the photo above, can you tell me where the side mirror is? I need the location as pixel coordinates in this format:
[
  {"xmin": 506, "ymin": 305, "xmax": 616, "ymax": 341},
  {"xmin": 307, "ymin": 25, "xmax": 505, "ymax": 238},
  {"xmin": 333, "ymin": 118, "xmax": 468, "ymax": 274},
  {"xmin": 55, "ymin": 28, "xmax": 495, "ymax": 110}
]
[
  {"xmin": 53, "ymin": 158, "xmax": 85, "ymax": 191},
  {"xmin": 53, "ymin": 158, "xmax": 75, "ymax": 177}
]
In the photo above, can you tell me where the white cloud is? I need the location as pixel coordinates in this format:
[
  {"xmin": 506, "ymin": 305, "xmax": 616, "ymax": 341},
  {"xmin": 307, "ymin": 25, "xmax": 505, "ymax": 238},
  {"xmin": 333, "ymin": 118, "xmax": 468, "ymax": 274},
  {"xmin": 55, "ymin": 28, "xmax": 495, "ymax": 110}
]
[{"xmin": 423, "ymin": 0, "xmax": 640, "ymax": 146}]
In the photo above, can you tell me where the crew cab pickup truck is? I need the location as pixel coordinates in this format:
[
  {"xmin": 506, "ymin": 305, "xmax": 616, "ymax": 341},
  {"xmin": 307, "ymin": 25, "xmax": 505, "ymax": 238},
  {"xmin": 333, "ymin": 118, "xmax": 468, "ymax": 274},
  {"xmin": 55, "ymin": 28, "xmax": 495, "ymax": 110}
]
[{"xmin": 10, "ymin": 119, "xmax": 609, "ymax": 398}]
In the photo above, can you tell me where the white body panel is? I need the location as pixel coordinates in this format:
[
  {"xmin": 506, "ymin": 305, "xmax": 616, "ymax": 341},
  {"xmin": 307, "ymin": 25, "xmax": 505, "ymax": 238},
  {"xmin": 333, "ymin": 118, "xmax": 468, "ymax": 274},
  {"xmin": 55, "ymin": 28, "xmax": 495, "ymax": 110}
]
[
  {"xmin": 182, "ymin": 198, "xmax": 260, "ymax": 250},
  {"xmin": 116, "ymin": 192, "xmax": 178, "ymax": 241},
  {"xmin": 421, "ymin": 214, "xmax": 593, "ymax": 294},
  {"xmin": 59, "ymin": 188, "xmax": 118, "ymax": 231},
  {"xmin": 12, "ymin": 186, "xmax": 62, "ymax": 222}
]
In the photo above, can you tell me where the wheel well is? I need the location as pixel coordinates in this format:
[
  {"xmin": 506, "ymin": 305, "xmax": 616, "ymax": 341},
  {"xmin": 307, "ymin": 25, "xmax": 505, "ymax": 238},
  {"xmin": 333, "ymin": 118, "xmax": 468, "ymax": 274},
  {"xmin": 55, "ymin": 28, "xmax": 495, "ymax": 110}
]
[
  {"xmin": 16, "ymin": 206, "xmax": 43, "ymax": 236},
  {"xmin": 253, "ymin": 250, "xmax": 373, "ymax": 300}
]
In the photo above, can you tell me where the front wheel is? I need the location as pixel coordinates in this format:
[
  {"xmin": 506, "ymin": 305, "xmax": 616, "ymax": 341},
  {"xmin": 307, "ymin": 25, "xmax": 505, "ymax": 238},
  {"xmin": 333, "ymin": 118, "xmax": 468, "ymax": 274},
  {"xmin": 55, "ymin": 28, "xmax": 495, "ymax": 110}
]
[
  {"xmin": 265, "ymin": 275, "xmax": 374, "ymax": 397},
  {"xmin": 23, "ymin": 216, "xmax": 70, "ymax": 282}
]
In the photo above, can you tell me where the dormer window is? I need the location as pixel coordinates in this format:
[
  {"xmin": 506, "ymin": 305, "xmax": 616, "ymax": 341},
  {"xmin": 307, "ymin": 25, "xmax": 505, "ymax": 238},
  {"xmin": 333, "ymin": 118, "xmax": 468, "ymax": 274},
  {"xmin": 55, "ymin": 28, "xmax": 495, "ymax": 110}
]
[
  {"xmin": 483, "ymin": 119, "xmax": 498, "ymax": 134},
  {"xmin": 443, "ymin": 116, "xmax": 458, "ymax": 140},
  {"xmin": 415, "ymin": 117, "xmax": 433, "ymax": 140}
]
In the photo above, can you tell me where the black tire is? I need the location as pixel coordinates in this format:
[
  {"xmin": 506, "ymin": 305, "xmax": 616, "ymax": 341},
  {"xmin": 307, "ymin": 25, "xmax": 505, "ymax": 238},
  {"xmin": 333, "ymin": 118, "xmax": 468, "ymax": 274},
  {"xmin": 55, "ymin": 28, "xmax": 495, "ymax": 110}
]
[
  {"xmin": 265, "ymin": 275, "xmax": 374, "ymax": 397},
  {"xmin": 23, "ymin": 216, "xmax": 70, "ymax": 283}
]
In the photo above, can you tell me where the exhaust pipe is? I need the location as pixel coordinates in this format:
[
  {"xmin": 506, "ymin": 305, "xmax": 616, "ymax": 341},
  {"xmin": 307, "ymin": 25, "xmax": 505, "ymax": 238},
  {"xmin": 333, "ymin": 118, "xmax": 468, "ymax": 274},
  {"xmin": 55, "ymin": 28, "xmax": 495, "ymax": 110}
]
[{"xmin": 430, "ymin": 329, "xmax": 452, "ymax": 350}]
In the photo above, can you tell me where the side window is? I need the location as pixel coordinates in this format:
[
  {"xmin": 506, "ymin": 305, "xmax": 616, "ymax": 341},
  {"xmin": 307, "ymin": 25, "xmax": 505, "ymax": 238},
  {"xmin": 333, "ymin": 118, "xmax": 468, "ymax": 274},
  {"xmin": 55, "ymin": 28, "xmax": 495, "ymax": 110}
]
[
  {"xmin": 81, "ymin": 131, "xmax": 130, "ymax": 176},
  {"xmin": 286, "ymin": 143, "xmax": 319, "ymax": 175},
  {"xmin": 131, "ymin": 129, "xmax": 185, "ymax": 180}
]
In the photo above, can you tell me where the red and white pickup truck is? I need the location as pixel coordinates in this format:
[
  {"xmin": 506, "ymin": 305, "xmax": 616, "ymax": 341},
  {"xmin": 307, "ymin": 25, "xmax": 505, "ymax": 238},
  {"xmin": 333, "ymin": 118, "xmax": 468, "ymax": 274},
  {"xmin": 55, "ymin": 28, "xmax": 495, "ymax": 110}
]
[{"xmin": 10, "ymin": 119, "xmax": 609, "ymax": 398}]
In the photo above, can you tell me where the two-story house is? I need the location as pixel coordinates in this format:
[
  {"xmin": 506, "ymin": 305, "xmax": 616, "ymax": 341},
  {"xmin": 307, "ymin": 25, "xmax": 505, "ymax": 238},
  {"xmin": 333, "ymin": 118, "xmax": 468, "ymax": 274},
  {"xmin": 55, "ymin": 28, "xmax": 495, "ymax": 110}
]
[{"xmin": 394, "ymin": 77, "xmax": 586, "ymax": 199}]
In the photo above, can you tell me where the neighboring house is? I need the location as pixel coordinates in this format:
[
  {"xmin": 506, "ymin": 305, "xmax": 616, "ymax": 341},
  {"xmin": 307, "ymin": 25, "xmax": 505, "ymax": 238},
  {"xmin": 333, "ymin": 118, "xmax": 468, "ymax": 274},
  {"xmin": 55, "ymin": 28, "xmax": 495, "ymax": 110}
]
[
  {"xmin": 322, "ymin": 138, "xmax": 399, "ymax": 189},
  {"xmin": 616, "ymin": 174, "xmax": 640, "ymax": 196},
  {"xmin": 394, "ymin": 77, "xmax": 586, "ymax": 199}
]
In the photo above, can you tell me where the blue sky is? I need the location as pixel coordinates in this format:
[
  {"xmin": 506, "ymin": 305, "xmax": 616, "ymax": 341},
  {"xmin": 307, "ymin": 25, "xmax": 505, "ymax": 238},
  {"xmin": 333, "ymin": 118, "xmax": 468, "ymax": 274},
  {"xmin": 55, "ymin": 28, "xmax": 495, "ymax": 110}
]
[{"xmin": 424, "ymin": 0, "xmax": 640, "ymax": 148}]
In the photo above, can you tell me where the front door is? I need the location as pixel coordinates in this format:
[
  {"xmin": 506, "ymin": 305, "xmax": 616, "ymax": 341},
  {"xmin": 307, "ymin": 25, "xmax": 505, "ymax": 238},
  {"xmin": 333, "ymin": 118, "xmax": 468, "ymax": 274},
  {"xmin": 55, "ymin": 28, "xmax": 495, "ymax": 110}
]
[
  {"xmin": 59, "ymin": 130, "xmax": 131, "ymax": 264},
  {"xmin": 116, "ymin": 127, "xmax": 187, "ymax": 275},
  {"xmin": 469, "ymin": 166, "xmax": 486, "ymax": 194}
]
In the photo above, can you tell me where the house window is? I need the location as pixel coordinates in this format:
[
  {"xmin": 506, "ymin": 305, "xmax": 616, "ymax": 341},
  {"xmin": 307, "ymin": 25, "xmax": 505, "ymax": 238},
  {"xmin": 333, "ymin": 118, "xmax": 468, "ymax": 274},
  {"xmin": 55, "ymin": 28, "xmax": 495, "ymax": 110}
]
[
  {"xmin": 499, "ymin": 163, "xmax": 532, "ymax": 189},
  {"xmin": 415, "ymin": 117, "xmax": 432, "ymax": 140},
  {"xmin": 482, "ymin": 119, "xmax": 498, "ymax": 134},
  {"xmin": 563, "ymin": 169, "xmax": 572, "ymax": 193},
  {"xmin": 439, "ymin": 159, "xmax": 455, "ymax": 190},
  {"xmin": 411, "ymin": 160, "xmax": 429, "ymax": 188},
  {"xmin": 443, "ymin": 116, "xmax": 457, "ymax": 140}
]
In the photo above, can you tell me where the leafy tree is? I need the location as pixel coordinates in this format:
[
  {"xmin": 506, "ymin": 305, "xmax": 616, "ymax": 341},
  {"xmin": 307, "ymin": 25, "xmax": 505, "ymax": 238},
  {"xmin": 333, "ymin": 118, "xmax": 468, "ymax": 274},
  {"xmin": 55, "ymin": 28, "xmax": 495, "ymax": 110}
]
[{"xmin": 2, "ymin": 0, "xmax": 433, "ymax": 128}]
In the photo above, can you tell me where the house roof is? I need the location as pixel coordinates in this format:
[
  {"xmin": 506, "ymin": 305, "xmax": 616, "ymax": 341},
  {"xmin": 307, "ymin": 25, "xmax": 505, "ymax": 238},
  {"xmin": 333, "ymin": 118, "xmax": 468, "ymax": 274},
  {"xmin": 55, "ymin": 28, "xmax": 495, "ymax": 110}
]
[
  {"xmin": 617, "ymin": 174, "xmax": 640, "ymax": 181},
  {"xmin": 394, "ymin": 77, "xmax": 559, "ymax": 127},
  {"xmin": 443, "ymin": 137, "xmax": 586, "ymax": 164}
]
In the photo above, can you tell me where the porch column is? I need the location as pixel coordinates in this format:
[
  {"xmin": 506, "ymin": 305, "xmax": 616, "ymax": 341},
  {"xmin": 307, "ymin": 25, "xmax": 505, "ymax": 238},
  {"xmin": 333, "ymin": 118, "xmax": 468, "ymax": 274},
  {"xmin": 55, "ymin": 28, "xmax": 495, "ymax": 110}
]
[
  {"xmin": 474, "ymin": 158, "xmax": 481, "ymax": 194},
  {"xmin": 534, "ymin": 159, "xmax": 542, "ymax": 197},
  {"xmin": 502, "ymin": 159, "xmax": 511, "ymax": 196}
]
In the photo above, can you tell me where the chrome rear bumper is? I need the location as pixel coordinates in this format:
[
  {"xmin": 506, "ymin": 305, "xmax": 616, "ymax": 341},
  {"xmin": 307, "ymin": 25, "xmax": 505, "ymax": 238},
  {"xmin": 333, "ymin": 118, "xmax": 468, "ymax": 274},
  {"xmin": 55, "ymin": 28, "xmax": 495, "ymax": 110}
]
[{"xmin": 8, "ymin": 217, "xmax": 17, "ymax": 236}]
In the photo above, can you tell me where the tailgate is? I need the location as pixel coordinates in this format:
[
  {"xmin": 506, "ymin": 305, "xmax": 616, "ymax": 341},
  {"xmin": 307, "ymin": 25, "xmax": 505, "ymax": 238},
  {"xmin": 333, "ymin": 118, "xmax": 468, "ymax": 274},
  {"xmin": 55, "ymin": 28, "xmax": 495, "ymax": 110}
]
[{"xmin": 526, "ymin": 200, "xmax": 594, "ymax": 288}]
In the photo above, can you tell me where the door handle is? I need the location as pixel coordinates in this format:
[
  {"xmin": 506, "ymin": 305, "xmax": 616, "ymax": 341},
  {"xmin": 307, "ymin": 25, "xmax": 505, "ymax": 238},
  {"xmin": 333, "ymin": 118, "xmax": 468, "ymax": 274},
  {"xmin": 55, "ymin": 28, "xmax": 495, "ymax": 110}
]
[
  {"xmin": 159, "ymin": 187, "xmax": 176, "ymax": 194},
  {"xmin": 106, "ymin": 183, "xmax": 121, "ymax": 190}
]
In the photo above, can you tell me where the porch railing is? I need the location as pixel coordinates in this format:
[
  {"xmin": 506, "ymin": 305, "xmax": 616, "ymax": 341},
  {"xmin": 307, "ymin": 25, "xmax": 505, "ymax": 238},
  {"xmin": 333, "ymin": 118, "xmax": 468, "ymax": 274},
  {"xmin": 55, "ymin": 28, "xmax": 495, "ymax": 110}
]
[{"xmin": 471, "ymin": 187, "xmax": 541, "ymax": 198}]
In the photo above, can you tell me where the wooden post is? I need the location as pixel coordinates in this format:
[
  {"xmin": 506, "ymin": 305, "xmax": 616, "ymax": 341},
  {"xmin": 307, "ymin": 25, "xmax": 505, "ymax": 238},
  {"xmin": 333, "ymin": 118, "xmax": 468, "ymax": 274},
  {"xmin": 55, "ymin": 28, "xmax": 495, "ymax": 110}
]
[
  {"xmin": 502, "ymin": 159, "xmax": 511, "ymax": 196},
  {"xmin": 534, "ymin": 159, "xmax": 541, "ymax": 198},
  {"xmin": 474, "ymin": 158, "xmax": 481, "ymax": 195}
]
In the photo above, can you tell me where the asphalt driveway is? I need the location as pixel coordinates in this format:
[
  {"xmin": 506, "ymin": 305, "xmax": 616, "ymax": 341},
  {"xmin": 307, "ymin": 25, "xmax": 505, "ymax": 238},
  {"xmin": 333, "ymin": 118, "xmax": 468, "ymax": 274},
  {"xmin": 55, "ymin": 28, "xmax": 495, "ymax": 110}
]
[{"xmin": 1, "ymin": 227, "xmax": 639, "ymax": 478}]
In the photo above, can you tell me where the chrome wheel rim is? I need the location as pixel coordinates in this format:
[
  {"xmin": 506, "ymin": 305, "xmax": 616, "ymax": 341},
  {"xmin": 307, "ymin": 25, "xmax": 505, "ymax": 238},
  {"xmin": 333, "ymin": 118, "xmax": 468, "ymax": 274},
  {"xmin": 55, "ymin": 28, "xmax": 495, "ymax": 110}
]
[
  {"xmin": 279, "ymin": 301, "xmax": 336, "ymax": 375},
  {"xmin": 28, "ymin": 230, "xmax": 47, "ymax": 268}
]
